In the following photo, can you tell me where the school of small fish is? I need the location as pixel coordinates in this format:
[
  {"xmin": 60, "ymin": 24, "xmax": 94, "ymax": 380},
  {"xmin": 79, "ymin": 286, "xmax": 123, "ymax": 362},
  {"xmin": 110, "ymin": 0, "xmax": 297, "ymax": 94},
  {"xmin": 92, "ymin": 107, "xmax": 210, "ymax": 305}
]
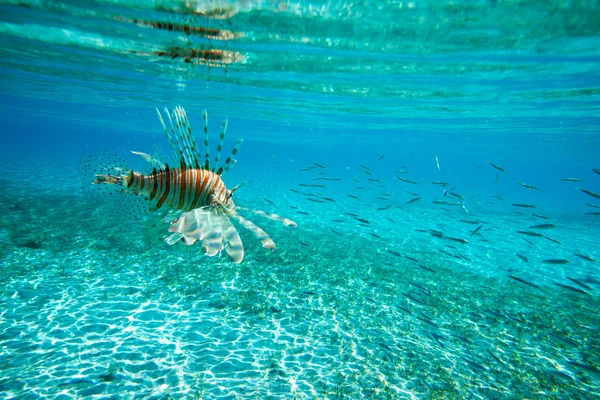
[{"xmin": 281, "ymin": 155, "xmax": 598, "ymax": 299}]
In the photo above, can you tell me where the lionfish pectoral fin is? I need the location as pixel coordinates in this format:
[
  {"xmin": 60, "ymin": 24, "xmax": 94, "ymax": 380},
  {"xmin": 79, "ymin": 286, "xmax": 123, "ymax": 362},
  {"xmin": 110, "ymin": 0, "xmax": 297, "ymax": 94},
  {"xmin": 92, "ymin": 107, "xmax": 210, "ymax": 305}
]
[
  {"xmin": 168, "ymin": 206, "xmax": 212, "ymax": 243},
  {"xmin": 168, "ymin": 207, "xmax": 234, "ymax": 259},
  {"xmin": 202, "ymin": 214, "xmax": 224, "ymax": 257},
  {"xmin": 165, "ymin": 232, "xmax": 183, "ymax": 245},
  {"xmin": 221, "ymin": 217, "xmax": 244, "ymax": 263},
  {"xmin": 140, "ymin": 209, "xmax": 181, "ymax": 245},
  {"xmin": 236, "ymin": 206, "xmax": 297, "ymax": 227},
  {"xmin": 230, "ymin": 212, "xmax": 275, "ymax": 250}
]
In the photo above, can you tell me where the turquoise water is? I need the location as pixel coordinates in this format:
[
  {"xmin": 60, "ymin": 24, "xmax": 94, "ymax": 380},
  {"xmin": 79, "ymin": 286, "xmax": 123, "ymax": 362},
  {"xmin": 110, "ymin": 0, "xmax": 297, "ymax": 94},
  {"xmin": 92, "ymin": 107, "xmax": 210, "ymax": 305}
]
[{"xmin": 1, "ymin": 0, "xmax": 600, "ymax": 398}]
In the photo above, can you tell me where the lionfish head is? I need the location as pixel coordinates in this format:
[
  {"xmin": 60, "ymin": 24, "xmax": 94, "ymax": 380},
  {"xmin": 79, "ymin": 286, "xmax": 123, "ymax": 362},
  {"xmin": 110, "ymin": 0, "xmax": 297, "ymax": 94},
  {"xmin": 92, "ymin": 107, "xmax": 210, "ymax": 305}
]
[
  {"xmin": 222, "ymin": 193, "xmax": 235, "ymax": 209},
  {"xmin": 223, "ymin": 181, "xmax": 246, "ymax": 208}
]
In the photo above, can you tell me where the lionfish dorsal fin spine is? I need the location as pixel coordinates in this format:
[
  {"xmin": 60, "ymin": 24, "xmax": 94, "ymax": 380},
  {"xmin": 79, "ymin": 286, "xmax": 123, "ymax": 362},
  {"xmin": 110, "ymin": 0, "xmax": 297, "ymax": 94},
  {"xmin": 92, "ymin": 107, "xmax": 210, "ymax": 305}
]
[
  {"xmin": 213, "ymin": 119, "xmax": 228, "ymax": 172},
  {"xmin": 157, "ymin": 107, "xmax": 243, "ymax": 174},
  {"xmin": 173, "ymin": 106, "xmax": 202, "ymax": 169},
  {"xmin": 156, "ymin": 107, "xmax": 203, "ymax": 170},
  {"xmin": 217, "ymin": 139, "xmax": 243, "ymax": 175},
  {"xmin": 222, "ymin": 159, "xmax": 237, "ymax": 175},
  {"xmin": 171, "ymin": 107, "xmax": 194, "ymax": 167},
  {"xmin": 156, "ymin": 108, "xmax": 185, "ymax": 167},
  {"xmin": 202, "ymin": 109, "xmax": 210, "ymax": 170}
]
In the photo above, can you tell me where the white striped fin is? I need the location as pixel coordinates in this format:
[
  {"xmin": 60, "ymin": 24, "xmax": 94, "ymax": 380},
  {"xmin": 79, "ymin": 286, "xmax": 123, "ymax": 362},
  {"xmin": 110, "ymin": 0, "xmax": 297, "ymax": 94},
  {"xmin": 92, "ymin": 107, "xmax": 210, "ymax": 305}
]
[
  {"xmin": 168, "ymin": 207, "xmax": 240, "ymax": 261},
  {"xmin": 201, "ymin": 214, "xmax": 224, "ymax": 256},
  {"xmin": 168, "ymin": 206, "xmax": 211, "ymax": 244},
  {"xmin": 165, "ymin": 232, "xmax": 183, "ymax": 245},
  {"xmin": 237, "ymin": 207, "xmax": 297, "ymax": 227},
  {"xmin": 230, "ymin": 212, "xmax": 275, "ymax": 250},
  {"xmin": 221, "ymin": 217, "xmax": 244, "ymax": 263}
]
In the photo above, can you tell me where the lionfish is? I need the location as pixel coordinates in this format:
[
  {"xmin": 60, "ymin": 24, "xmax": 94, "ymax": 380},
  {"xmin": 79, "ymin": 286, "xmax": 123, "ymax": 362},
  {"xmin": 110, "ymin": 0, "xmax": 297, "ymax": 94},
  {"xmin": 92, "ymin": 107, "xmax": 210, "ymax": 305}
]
[{"xmin": 91, "ymin": 106, "xmax": 296, "ymax": 263}]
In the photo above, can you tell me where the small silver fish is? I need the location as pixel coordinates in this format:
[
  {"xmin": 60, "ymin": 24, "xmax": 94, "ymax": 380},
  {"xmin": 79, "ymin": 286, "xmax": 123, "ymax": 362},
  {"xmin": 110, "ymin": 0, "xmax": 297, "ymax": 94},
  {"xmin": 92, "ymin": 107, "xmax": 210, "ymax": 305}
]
[
  {"xmin": 578, "ymin": 187, "xmax": 600, "ymax": 200},
  {"xmin": 574, "ymin": 253, "xmax": 595, "ymax": 262},
  {"xmin": 489, "ymin": 163, "xmax": 506, "ymax": 172},
  {"xmin": 516, "ymin": 254, "xmax": 529, "ymax": 262},
  {"xmin": 529, "ymin": 223, "xmax": 555, "ymax": 229},
  {"xmin": 560, "ymin": 177, "xmax": 582, "ymax": 182},
  {"xmin": 470, "ymin": 225, "xmax": 482, "ymax": 237},
  {"xmin": 515, "ymin": 181, "xmax": 539, "ymax": 190},
  {"xmin": 512, "ymin": 203, "xmax": 536, "ymax": 208},
  {"xmin": 542, "ymin": 259, "xmax": 569, "ymax": 264}
]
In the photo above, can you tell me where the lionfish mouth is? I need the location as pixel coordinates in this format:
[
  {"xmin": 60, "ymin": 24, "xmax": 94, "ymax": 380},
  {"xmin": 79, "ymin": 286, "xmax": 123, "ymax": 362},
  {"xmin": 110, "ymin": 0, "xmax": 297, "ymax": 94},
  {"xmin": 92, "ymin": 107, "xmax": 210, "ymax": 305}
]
[{"xmin": 90, "ymin": 106, "xmax": 296, "ymax": 264}]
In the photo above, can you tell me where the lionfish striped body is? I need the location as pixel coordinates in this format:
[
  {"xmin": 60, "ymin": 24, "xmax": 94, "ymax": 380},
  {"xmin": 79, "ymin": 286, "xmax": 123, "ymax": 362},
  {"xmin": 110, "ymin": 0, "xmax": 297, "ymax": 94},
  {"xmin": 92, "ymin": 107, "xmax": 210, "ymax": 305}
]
[
  {"xmin": 126, "ymin": 167, "xmax": 230, "ymax": 211},
  {"xmin": 92, "ymin": 106, "xmax": 296, "ymax": 263}
]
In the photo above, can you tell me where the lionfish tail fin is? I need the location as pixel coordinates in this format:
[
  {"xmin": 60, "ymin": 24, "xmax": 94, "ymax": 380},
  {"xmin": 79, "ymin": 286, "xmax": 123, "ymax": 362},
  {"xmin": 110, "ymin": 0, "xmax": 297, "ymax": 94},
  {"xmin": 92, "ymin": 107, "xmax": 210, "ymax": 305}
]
[
  {"xmin": 78, "ymin": 151, "xmax": 151, "ymax": 220},
  {"xmin": 79, "ymin": 151, "xmax": 130, "ymax": 188},
  {"xmin": 92, "ymin": 173, "xmax": 126, "ymax": 185},
  {"xmin": 236, "ymin": 206, "xmax": 297, "ymax": 227}
]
